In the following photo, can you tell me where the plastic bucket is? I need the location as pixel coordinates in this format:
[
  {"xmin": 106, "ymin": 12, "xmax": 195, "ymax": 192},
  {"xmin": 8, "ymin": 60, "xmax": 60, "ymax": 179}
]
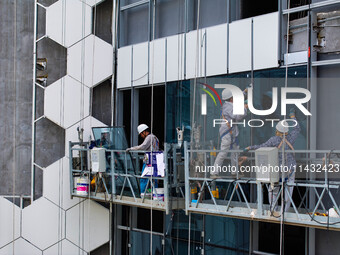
[
  {"xmin": 153, "ymin": 188, "xmax": 164, "ymax": 201},
  {"xmin": 76, "ymin": 177, "xmax": 89, "ymax": 195}
]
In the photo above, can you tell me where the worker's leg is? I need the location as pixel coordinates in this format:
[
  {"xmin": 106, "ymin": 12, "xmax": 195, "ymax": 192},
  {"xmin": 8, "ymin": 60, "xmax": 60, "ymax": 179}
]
[
  {"xmin": 268, "ymin": 184, "xmax": 280, "ymax": 211},
  {"xmin": 140, "ymin": 164, "xmax": 149, "ymax": 195},
  {"xmin": 284, "ymin": 170, "xmax": 296, "ymax": 211},
  {"xmin": 230, "ymin": 143, "xmax": 240, "ymax": 175},
  {"xmin": 212, "ymin": 135, "xmax": 232, "ymax": 177}
]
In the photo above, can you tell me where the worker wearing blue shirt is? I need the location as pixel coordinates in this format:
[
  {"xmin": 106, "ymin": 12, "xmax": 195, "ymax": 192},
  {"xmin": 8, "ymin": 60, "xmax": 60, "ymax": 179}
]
[{"xmin": 245, "ymin": 111, "xmax": 300, "ymax": 212}]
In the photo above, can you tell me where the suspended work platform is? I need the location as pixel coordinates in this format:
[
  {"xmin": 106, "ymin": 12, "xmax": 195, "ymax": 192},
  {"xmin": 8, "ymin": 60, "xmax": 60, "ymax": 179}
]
[
  {"xmin": 68, "ymin": 130, "xmax": 340, "ymax": 230},
  {"xmin": 183, "ymin": 142, "xmax": 340, "ymax": 231},
  {"xmin": 69, "ymin": 139, "xmax": 185, "ymax": 214}
]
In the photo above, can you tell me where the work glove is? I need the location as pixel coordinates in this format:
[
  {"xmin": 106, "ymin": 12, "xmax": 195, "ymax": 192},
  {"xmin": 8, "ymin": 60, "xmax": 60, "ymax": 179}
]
[
  {"xmin": 289, "ymin": 108, "xmax": 296, "ymax": 119},
  {"xmin": 243, "ymin": 147, "xmax": 250, "ymax": 153}
]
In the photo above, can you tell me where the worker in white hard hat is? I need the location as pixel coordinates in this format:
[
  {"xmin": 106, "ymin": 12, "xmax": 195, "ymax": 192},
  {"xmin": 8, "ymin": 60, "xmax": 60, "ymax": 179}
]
[
  {"xmin": 126, "ymin": 124, "xmax": 159, "ymax": 152},
  {"xmin": 126, "ymin": 124, "xmax": 160, "ymax": 196},
  {"xmin": 244, "ymin": 110, "xmax": 300, "ymax": 214},
  {"xmin": 211, "ymin": 88, "xmax": 248, "ymax": 179}
]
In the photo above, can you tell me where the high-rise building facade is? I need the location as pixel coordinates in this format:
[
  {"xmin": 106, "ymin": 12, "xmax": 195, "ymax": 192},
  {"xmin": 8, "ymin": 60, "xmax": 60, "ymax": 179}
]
[{"xmin": 2, "ymin": 0, "xmax": 340, "ymax": 254}]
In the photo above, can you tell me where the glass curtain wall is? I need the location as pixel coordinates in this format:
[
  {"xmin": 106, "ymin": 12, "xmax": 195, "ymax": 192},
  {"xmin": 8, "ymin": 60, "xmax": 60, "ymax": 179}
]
[{"xmin": 168, "ymin": 66, "xmax": 309, "ymax": 150}]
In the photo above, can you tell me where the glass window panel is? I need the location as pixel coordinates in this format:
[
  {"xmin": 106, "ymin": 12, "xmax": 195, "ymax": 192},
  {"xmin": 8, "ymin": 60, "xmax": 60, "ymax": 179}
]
[
  {"xmin": 155, "ymin": 0, "xmax": 185, "ymax": 38},
  {"xmin": 240, "ymin": 0, "xmax": 278, "ymax": 19},
  {"xmin": 189, "ymin": 75, "xmax": 251, "ymax": 150},
  {"xmin": 92, "ymin": 127, "xmax": 128, "ymax": 149},
  {"xmin": 188, "ymin": 0, "xmax": 228, "ymax": 30},
  {"xmin": 164, "ymin": 238, "xmax": 203, "ymax": 255},
  {"xmin": 251, "ymin": 66, "xmax": 308, "ymax": 151},
  {"xmin": 169, "ymin": 211, "xmax": 203, "ymax": 242},
  {"xmin": 205, "ymin": 245, "xmax": 246, "ymax": 255},
  {"xmin": 119, "ymin": 3, "xmax": 149, "ymax": 46},
  {"xmin": 166, "ymin": 81, "xmax": 191, "ymax": 144},
  {"xmin": 135, "ymin": 208, "xmax": 164, "ymax": 233},
  {"xmin": 186, "ymin": 67, "xmax": 307, "ymax": 151},
  {"xmin": 130, "ymin": 231, "xmax": 163, "ymax": 255},
  {"xmin": 205, "ymin": 215, "xmax": 249, "ymax": 251}
]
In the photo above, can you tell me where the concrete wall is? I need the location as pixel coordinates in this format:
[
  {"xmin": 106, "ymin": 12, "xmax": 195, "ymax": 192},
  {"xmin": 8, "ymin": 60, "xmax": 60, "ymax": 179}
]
[{"xmin": 0, "ymin": 0, "xmax": 34, "ymax": 196}]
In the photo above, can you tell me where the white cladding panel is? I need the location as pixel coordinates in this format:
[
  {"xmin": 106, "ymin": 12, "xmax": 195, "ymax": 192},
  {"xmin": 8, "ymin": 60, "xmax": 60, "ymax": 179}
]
[
  {"xmin": 229, "ymin": 18, "xmax": 252, "ymax": 73},
  {"xmin": 133, "ymin": 42, "xmax": 149, "ymax": 86},
  {"xmin": 206, "ymin": 23, "xmax": 228, "ymax": 76},
  {"xmin": 149, "ymin": 38, "xmax": 166, "ymax": 84},
  {"xmin": 167, "ymin": 34, "xmax": 185, "ymax": 82},
  {"xmin": 186, "ymin": 30, "xmax": 205, "ymax": 79},
  {"xmin": 117, "ymin": 46, "xmax": 132, "ymax": 88},
  {"xmin": 253, "ymin": 12, "xmax": 279, "ymax": 70}
]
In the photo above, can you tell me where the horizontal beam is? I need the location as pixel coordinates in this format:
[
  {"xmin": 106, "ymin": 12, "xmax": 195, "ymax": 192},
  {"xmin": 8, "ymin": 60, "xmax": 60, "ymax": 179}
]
[
  {"xmin": 120, "ymin": 0, "xmax": 149, "ymax": 11},
  {"xmin": 282, "ymin": 5, "xmax": 309, "ymax": 14},
  {"xmin": 72, "ymin": 193, "xmax": 185, "ymax": 212},
  {"xmin": 188, "ymin": 204, "xmax": 340, "ymax": 231},
  {"xmin": 311, "ymin": 0, "xmax": 340, "ymax": 9},
  {"xmin": 283, "ymin": 0, "xmax": 340, "ymax": 15},
  {"xmin": 312, "ymin": 58, "xmax": 340, "ymax": 67}
]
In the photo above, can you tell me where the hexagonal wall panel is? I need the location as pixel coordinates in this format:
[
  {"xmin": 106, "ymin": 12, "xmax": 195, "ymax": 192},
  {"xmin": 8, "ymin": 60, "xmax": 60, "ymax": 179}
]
[
  {"xmin": 43, "ymin": 239, "xmax": 87, "ymax": 255},
  {"xmin": 66, "ymin": 200, "xmax": 109, "ymax": 252},
  {"xmin": 0, "ymin": 197, "xmax": 20, "ymax": 248},
  {"xmin": 80, "ymin": 0, "xmax": 106, "ymax": 7},
  {"xmin": 92, "ymin": 0, "xmax": 113, "ymax": 44},
  {"xmin": 68, "ymin": 35, "xmax": 113, "ymax": 87},
  {"xmin": 0, "ymin": 238, "xmax": 42, "ymax": 255},
  {"xmin": 65, "ymin": 116, "xmax": 106, "ymax": 157},
  {"xmin": 22, "ymin": 198, "xmax": 65, "ymax": 250},
  {"xmin": 39, "ymin": 0, "xmax": 59, "ymax": 7},
  {"xmin": 35, "ymin": 118, "xmax": 65, "ymax": 168},
  {"xmin": 44, "ymin": 157, "xmax": 83, "ymax": 210},
  {"xmin": 37, "ymin": 38, "xmax": 67, "ymax": 86},
  {"xmin": 46, "ymin": 0, "xmax": 92, "ymax": 48},
  {"xmin": 44, "ymin": 75, "xmax": 90, "ymax": 129},
  {"xmin": 92, "ymin": 79, "xmax": 112, "ymax": 125}
]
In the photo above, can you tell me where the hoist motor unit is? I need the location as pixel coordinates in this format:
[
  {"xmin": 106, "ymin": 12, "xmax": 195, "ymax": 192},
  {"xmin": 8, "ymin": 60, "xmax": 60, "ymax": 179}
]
[
  {"xmin": 91, "ymin": 147, "xmax": 106, "ymax": 173},
  {"xmin": 255, "ymin": 147, "xmax": 279, "ymax": 183}
]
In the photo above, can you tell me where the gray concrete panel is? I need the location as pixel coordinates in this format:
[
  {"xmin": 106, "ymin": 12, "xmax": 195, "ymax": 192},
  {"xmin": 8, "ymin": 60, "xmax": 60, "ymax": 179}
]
[
  {"xmin": 0, "ymin": 0, "xmax": 34, "ymax": 196},
  {"xmin": 92, "ymin": 79, "xmax": 112, "ymax": 126},
  {"xmin": 35, "ymin": 118, "xmax": 65, "ymax": 168}
]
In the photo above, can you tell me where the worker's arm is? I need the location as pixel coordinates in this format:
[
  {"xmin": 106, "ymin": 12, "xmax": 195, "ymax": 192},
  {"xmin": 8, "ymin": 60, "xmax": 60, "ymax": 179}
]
[
  {"xmin": 248, "ymin": 137, "xmax": 277, "ymax": 150},
  {"xmin": 225, "ymin": 104, "xmax": 247, "ymax": 122},
  {"xmin": 287, "ymin": 118, "xmax": 301, "ymax": 144},
  {"xmin": 128, "ymin": 135, "xmax": 151, "ymax": 151}
]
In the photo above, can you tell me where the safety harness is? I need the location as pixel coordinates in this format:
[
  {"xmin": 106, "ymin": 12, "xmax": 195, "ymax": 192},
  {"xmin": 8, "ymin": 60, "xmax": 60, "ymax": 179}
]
[
  {"xmin": 151, "ymin": 134, "xmax": 159, "ymax": 151},
  {"xmin": 220, "ymin": 112, "xmax": 239, "ymax": 149},
  {"xmin": 277, "ymin": 136, "xmax": 295, "ymax": 181}
]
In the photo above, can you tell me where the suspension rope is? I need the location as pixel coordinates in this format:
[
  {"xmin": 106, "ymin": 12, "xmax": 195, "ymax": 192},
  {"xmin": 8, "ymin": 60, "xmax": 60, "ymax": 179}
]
[
  {"xmin": 280, "ymin": 1, "xmax": 291, "ymax": 254},
  {"xmin": 150, "ymin": 0, "xmax": 156, "ymax": 253},
  {"xmin": 187, "ymin": 212, "xmax": 191, "ymax": 255},
  {"xmin": 57, "ymin": 0, "xmax": 67, "ymax": 254},
  {"xmin": 190, "ymin": 0, "xmax": 201, "ymax": 147},
  {"xmin": 187, "ymin": 2, "xmax": 201, "ymax": 254}
]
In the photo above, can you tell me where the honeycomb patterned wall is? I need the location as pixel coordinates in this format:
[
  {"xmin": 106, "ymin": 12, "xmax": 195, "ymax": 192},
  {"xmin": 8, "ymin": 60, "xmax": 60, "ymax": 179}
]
[{"xmin": 0, "ymin": 0, "xmax": 113, "ymax": 254}]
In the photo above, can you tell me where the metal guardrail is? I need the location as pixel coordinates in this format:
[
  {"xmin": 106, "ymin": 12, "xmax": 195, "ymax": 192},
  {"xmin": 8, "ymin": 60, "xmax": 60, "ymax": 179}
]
[
  {"xmin": 68, "ymin": 140, "xmax": 340, "ymax": 229},
  {"xmin": 69, "ymin": 142, "xmax": 185, "ymax": 214},
  {"xmin": 183, "ymin": 141, "xmax": 340, "ymax": 230}
]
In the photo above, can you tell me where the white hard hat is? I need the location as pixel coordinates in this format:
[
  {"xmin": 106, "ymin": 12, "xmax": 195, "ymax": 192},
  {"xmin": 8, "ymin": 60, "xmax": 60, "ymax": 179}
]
[
  {"xmin": 276, "ymin": 120, "xmax": 289, "ymax": 133},
  {"xmin": 137, "ymin": 124, "xmax": 149, "ymax": 134},
  {"xmin": 222, "ymin": 88, "xmax": 233, "ymax": 101}
]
